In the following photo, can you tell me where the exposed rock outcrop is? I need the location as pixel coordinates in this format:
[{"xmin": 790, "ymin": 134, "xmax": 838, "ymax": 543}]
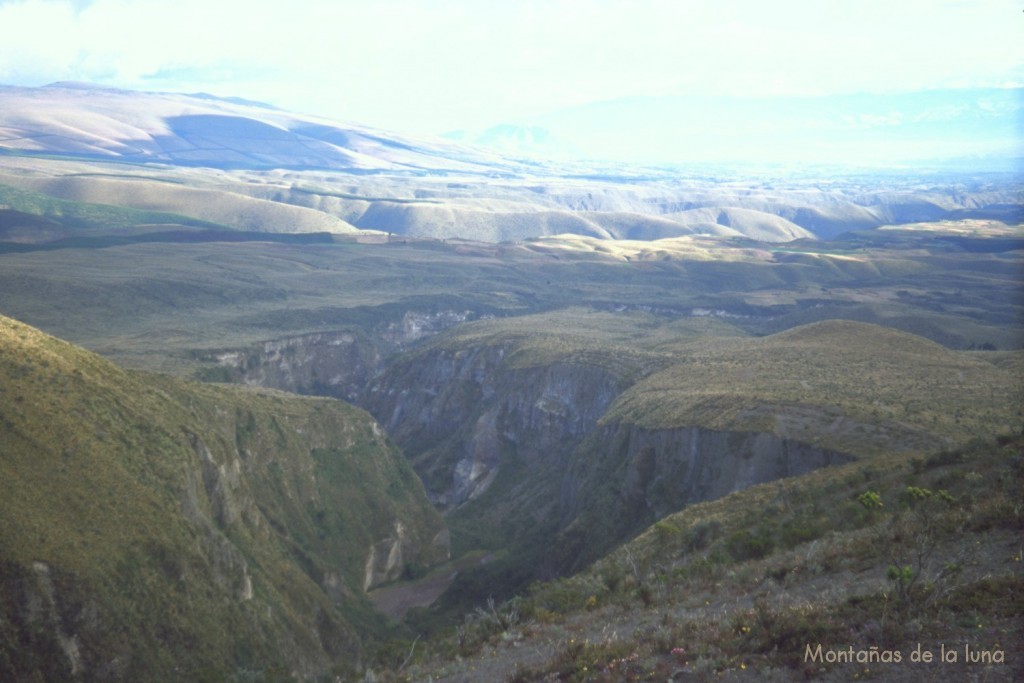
[
  {"xmin": 206, "ymin": 309, "xmax": 480, "ymax": 401},
  {"xmin": 364, "ymin": 521, "xmax": 411, "ymax": 591},
  {"xmin": 546, "ymin": 423, "xmax": 854, "ymax": 575},
  {"xmin": 364, "ymin": 343, "xmax": 626, "ymax": 511},
  {"xmin": 213, "ymin": 330, "xmax": 380, "ymax": 401}
]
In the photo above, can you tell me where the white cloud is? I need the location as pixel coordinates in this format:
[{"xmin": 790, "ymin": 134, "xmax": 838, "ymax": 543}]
[
  {"xmin": 0, "ymin": 0, "xmax": 82, "ymax": 82},
  {"xmin": 0, "ymin": 0, "xmax": 1019, "ymax": 134}
]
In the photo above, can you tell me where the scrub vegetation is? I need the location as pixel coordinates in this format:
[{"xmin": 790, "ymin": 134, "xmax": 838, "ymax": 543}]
[{"xmin": 388, "ymin": 433, "xmax": 1023, "ymax": 681}]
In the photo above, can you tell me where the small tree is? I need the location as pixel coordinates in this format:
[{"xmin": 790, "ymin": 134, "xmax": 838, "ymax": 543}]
[{"xmin": 858, "ymin": 486, "xmax": 963, "ymax": 614}]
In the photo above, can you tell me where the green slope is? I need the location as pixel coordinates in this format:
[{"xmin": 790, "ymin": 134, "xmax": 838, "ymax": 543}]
[
  {"xmin": 0, "ymin": 182, "xmax": 226, "ymax": 237},
  {"xmin": 0, "ymin": 314, "xmax": 447, "ymax": 681},
  {"xmin": 604, "ymin": 319, "xmax": 1023, "ymax": 455}
]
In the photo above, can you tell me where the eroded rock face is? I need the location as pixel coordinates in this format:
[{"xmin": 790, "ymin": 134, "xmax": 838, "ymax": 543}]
[
  {"xmin": 381, "ymin": 310, "xmax": 477, "ymax": 347},
  {"xmin": 28, "ymin": 562, "xmax": 84, "ymax": 677},
  {"xmin": 545, "ymin": 422, "xmax": 854, "ymax": 575},
  {"xmin": 609, "ymin": 425, "xmax": 849, "ymax": 520},
  {"xmin": 364, "ymin": 522, "xmax": 408, "ymax": 591},
  {"xmin": 214, "ymin": 331, "xmax": 381, "ymax": 401},
  {"xmin": 364, "ymin": 344, "xmax": 625, "ymax": 511},
  {"xmin": 208, "ymin": 310, "xmax": 481, "ymax": 402},
  {"xmin": 185, "ymin": 430, "xmax": 245, "ymax": 528}
]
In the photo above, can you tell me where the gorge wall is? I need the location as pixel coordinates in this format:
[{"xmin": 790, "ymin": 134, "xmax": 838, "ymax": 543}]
[
  {"xmin": 546, "ymin": 423, "xmax": 854, "ymax": 575},
  {"xmin": 202, "ymin": 316, "xmax": 977, "ymax": 608},
  {"xmin": 203, "ymin": 309, "xmax": 482, "ymax": 401}
]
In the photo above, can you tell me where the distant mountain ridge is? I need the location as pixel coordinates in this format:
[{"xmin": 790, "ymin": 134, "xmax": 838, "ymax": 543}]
[
  {"xmin": 0, "ymin": 82, "xmax": 515, "ymax": 173},
  {"xmin": 0, "ymin": 83, "xmax": 1019, "ymax": 245},
  {"xmin": 5, "ymin": 83, "xmax": 1018, "ymax": 172},
  {"xmin": 442, "ymin": 123, "xmax": 582, "ymax": 161}
]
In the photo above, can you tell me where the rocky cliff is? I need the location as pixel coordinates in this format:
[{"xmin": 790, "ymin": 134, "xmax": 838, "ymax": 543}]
[
  {"xmin": 363, "ymin": 341, "xmax": 628, "ymax": 513},
  {"xmin": 202, "ymin": 309, "xmax": 481, "ymax": 401},
  {"xmin": 546, "ymin": 423, "xmax": 853, "ymax": 575},
  {"xmin": 210, "ymin": 329, "xmax": 381, "ymax": 401}
]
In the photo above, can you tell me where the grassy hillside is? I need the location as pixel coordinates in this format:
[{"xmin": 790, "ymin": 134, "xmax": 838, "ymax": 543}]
[
  {"xmin": 0, "ymin": 182, "xmax": 226, "ymax": 238},
  {"xmin": 0, "ymin": 315, "xmax": 447, "ymax": 681},
  {"xmin": 0, "ymin": 174, "xmax": 358, "ymax": 235}
]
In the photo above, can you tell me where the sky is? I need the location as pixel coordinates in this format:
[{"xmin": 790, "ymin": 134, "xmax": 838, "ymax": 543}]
[{"xmin": 0, "ymin": 0, "xmax": 1020, "ymax": 164}]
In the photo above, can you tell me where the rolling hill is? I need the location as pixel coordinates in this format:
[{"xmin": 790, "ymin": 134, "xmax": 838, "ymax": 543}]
[
  {"xmin": 0, "ymin": 82, "xmax": 512, "ymax": 174},
  {"xmin": 0, "ymin": 83, "xmax": 1019, "ymax": 244}
]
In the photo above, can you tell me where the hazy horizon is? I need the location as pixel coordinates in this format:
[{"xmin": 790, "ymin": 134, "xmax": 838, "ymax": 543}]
[{"xmin": 0, "ymin": 0, "xmax": 1021, "ymax": 166}]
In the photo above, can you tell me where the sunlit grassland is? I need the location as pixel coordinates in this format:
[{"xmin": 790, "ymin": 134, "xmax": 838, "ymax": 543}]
[
  {"xmin": 428, "ymin": 308, "xmax": 728, "ymax": 375},
  {"xmin": 0, "ymin": 182, "xmax": 224, "ymax": 235}
]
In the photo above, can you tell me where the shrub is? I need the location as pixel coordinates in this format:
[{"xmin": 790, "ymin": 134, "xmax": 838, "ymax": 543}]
[
  {"xmin": 685, "ymin": 519, "xmax": 722, "ymax": 552},
  {"xmin": 859, "ymin": 485, "xmax": 962, "ymax": 615},
  {"xmin": 778, "ymin": 517, "xmax": 825, "ymax": 549},
  {"xmin": 653, "ymin": 519, "xmax": 681, "ymax": 545},
  {"xmin": 724, "ymin": 528, "xmax": 774, "ymax": 562}
]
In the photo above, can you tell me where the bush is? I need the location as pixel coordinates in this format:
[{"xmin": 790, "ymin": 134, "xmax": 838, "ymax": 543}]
[
  {"xmin": 724, "ymin": 528, "xmax": 774, "ymax": 562},
  {"xmin": 653, "ymin": 519, "xmax": 680, "ymax": 546},
  {"xmin": 860, "ymin": 485, "xmax": 962, "ymax": 614},
  {"xmin": 778, "ymin": 517, "xmax": 825, "ymax": 549},
  {"xmin": 685, "ymin": 519, "xmax": 722, "ymax": 552}
]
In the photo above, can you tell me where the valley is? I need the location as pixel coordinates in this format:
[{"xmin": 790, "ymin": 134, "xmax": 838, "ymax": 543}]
[{"xmin": 0, "ymin": 84, "xmax": 1021, "ymax": 681}]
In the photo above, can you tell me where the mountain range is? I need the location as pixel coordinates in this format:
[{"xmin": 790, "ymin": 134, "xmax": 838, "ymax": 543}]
[
  {"xmin": 3, "ymin": 83, "xmax": 1020, "ymax": 170},
  {"xmin": 0, "ymin": 81, "xmax": 1021, "ymax": 681},
  {"xmin": 0, "ymin": 83, "xmax": 1020, "ymax": 246}
]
